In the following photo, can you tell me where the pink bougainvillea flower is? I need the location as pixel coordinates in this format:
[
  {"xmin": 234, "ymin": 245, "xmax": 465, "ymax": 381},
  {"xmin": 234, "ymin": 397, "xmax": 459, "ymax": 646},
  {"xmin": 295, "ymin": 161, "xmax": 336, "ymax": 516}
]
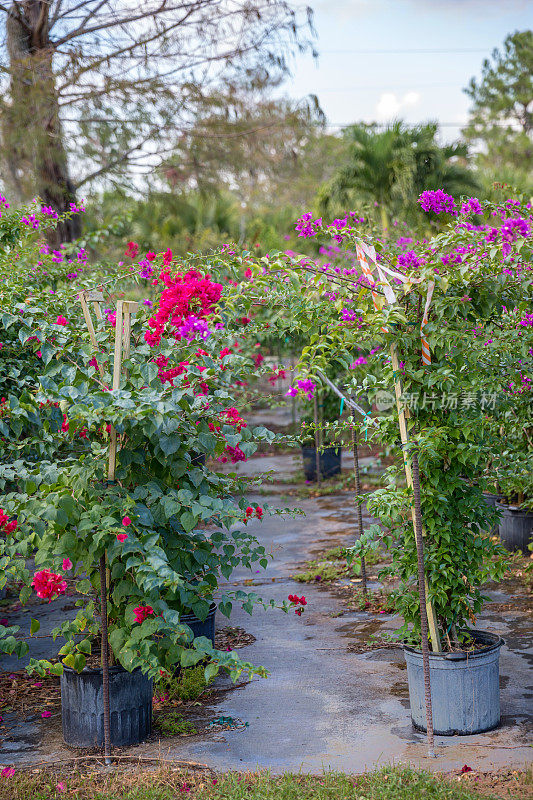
[
  {"xmin": 61, "ymin": 414, "xmax": 69, "ymax": 432},
  {"xmin": 56, "ymin": 783, "xmax": 66, "ymax": 793},
  {"xmin": 124, "ymin": 241, "xmax": 139, "ymax": 259},
  {"xmin": 55, "ymin": 315, "xmax": 67, "ymax": 326},
  {"xmin": 163, "ymin": 248, "xmax": 173, "ymax": 265},
  {"xmin": 32, "ymin": 570, "xmax": 67, "ymax": 601},
  {"xmin": 62, "ymin": 558, "xmax": 72, "ymax": 571},
  {"xmin": 146, "ymin": 251, "xmax": 156, "ymax": 262},
  {"xmin": 122, "ymin": 516, "xmax": 132, "ymax": 526},
  {"xmin": 1, "ymin": 767, "xmax": 15, "ymax": 777},
  {"xmin": 41, "ymin": 710, "xmax": 51, "ymax": 718},
  {"xmin": 133, "ymin": 605, "xmax": 154, "ymax": 624},
  {"xmin": 116, "ymin": 533, "xmax": 128, "ymax": 543},
  {"xmin": 32, "ymin": 682, "xmax": 43, "ymax": 688}
]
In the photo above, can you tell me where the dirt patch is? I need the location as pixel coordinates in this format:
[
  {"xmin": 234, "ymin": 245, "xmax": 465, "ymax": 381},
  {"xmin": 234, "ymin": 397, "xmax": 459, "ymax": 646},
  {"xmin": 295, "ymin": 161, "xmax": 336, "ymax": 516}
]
[
  {"xmin": 0, "ymin": 669, "xmax": 60, "ymax": 718},
  {"xmin": 215, "ymin": 626, "xmax": 256, "ymax": 651},
  {"xmin": 444, "ymin": 767, "xmax": 533, "ymax": 798}
]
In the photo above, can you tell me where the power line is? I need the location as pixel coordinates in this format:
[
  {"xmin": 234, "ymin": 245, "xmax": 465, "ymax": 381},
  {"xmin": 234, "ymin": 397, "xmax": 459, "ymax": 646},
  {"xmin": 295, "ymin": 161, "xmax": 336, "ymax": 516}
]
[{"xmin": 320, "ymin": 48, "xmax": 490, "ymax": 54}]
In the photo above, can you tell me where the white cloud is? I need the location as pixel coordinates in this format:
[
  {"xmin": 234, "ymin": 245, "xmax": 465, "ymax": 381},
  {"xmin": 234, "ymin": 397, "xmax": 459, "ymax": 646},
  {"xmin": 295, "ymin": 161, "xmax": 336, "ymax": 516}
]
[{"xmin": 375, "ymin": 91, "xmax": 421, "ymax": 119}]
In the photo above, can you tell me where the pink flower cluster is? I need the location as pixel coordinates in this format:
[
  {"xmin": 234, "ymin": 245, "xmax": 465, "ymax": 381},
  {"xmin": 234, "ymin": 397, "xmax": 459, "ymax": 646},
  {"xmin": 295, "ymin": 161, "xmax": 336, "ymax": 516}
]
[
  {"xmin": 32, "ymin": 569, "xmax": 67, "ymax": 601},
  {"xmin": 418, "ymin": 190, "xmax": 457, "ymax": 215},
  {"xmin": 0, "ymin": 509, "xmax": 17, "ymax": 535},
  {"xmin": 285, "ymin": 379, "xmax": 316, "ymax": 400},
  {"xmin": 134, "ymin": 605, "xmax": 154, "ymax": 624},
  {"xmin": 145, "ymin": 270, "xmax": 222, "ymax": 347}
]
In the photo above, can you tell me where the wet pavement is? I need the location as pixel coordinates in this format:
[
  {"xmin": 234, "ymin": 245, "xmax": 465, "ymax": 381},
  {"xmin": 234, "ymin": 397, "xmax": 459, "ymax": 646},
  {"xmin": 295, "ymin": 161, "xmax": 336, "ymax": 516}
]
[{"xmin": 1, "ymin": 453, "xmax": 532, "ymax": 774}]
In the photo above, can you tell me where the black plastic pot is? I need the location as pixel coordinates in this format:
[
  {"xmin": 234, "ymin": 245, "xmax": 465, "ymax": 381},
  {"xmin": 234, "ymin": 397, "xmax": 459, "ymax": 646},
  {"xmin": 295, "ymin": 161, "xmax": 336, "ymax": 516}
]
[
  {"xmin": 482, "ymin": 492, "xmax": 503, "ymax": 536},
  {"xmin": 180, "ymin": 601, "xmax": 216, "ymax": 648},
  {"xmin": 302, "ymin": 446, "xmax": 341, "ymax": 482},
  {"xmin": 61, "ymin": 666, "xmax": 153, "ymax": 748},
  {"xmin": 404, "ymin": 631, "xmax": 502, "ymax": 735},
  {"xmin": 498, "ymin": 505, "xmax": 533, "ymax": 552}
]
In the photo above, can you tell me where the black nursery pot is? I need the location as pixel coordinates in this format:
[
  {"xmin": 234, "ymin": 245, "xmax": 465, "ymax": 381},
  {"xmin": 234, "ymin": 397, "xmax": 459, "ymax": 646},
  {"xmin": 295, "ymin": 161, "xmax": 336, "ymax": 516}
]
[
  {"xmin": 180, "ymin": 601, "xmax": 216, "ymax": 648},
  {"xmin": 482, "ymin": 492, "xmax": 503, "ymax": 536},
  {"xmin": 61, "ymin": 666, "xmax": 153, "ymax": 747},
  {"xmin": 498, "ymin": 505, "xmax": 533, "ymax": 552},
  {"xmin": 302, "ymin": 446, "xmax": 341, "ymax": 482}
]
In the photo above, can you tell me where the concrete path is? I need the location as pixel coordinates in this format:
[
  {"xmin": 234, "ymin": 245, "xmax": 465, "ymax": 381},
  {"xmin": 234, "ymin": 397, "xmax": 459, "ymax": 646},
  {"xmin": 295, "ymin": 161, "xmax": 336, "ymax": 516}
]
[{"xmin": 1, "ymin": 468, "xmax": 532, "ymax": 774}]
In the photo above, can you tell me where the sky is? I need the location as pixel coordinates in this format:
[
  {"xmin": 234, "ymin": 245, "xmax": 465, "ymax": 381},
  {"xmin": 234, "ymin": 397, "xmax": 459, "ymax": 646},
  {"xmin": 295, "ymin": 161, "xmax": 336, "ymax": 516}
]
[{"xmin": 284, "ymin": 0, "xmax": 533, "ymax": 142}]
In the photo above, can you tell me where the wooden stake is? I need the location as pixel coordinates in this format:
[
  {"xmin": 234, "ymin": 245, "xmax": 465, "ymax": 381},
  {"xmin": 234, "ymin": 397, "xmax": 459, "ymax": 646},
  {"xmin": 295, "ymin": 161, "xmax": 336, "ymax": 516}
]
[
  {"xmin": 79, "ymin": 295, "xmax": 138, "ymax": 763},
  {"xmin": 390, "ymin": 344, "xmax": 441, "ymax": 653}
]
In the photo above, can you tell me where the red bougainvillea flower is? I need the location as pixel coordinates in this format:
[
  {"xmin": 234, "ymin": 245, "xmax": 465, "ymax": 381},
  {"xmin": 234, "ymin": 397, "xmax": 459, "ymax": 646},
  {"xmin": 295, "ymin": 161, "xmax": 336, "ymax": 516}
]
[
  {"xmin": 288, "ymin": 595, "xmax": 307, "ymax": 614},
  {"xmin": 124, "ymin": 241, "xmax": 139, "ymax": 259},
  {"xmin": 0, "ymin": 509, "xmax": 17, "ymax": 535},
  {"xmin": 255, "ymin": 507, "xmax": 263, "ymax": 520},
  {"xmin": 55, "ymin": 315, "xmax": 67, "ymax": 326},
  {"xmin": 461, "ymin": 765, "xmax": 473, "ymax": 774},
  {"xmin": 122, "ymin": 516, "xmax": 132, "ymax": 526},
  {"xmin": 134, "ymin": 605, "xmax": 154, "ymax": 624},
  {"xmin": 144, "ymin": 269, "xmax": 222, "ymax": 347},
  {"xmin": 61, "ymin": 414, "xmax": 69, "ymax": 432},
  {"xmin": 163, "ymin": 248, "xmax": 173, "ymax": 265},
  {"xmin": 146, "ymin": 251, "xmax": 156, "ymax": 262},
  {"xmin": 116, "ymin": 533, "xmax": 128, "ymax": 543},
  {"xmin": 62, "ymin": 558, "xmax": 72, "ymax": 571},
  {"xmin": 32, "ymin": 570, "xmax": 67, "ymax": 601}
]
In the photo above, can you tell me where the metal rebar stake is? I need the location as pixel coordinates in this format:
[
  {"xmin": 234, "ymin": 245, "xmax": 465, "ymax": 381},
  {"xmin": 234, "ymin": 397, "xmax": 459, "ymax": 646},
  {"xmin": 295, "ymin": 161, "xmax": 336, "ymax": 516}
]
[
  {"xmin": 313, "ymin": 392, "xmax": 321, "ymax": 489},
  {"xmin": 99, "ymin": 554, "xmax": 112, "ymax": 764},
  {"xmin": 351, "ymin": 414, "xmax": 367, "ymax": 594},
  {"xmin": 411, "ymin": 449, "xmax": 436, "ymax": 757}
]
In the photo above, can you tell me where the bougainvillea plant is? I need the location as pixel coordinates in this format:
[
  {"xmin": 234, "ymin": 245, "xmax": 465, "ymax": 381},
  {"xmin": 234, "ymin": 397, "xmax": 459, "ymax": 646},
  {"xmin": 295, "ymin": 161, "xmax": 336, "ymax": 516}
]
[
  {"xmin": 0, "ymin": 203, "xmax": 297, "ymax": 681},
  {"xmin": 213, "ymin": 190, "xmax": 532, "ymax": 649}
]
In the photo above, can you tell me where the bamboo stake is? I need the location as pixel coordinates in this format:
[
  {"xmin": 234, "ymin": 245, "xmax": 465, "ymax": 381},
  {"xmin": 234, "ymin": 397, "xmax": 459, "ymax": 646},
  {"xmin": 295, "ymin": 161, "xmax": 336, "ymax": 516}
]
[
  {"xmin": 390, "ymin": 343, "xmax": 438, "ymax": 758},
  {"xmin": 390, "ymin": 344, "xmax": 441, "ymax": 653}
]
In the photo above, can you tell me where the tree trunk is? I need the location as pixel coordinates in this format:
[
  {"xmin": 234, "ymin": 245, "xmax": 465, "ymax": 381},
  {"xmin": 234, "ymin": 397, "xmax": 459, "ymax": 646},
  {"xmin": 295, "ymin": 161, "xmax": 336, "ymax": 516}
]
[{"xmin": 4, "ymin": 2, "xmax": 81, "ymax": 245}]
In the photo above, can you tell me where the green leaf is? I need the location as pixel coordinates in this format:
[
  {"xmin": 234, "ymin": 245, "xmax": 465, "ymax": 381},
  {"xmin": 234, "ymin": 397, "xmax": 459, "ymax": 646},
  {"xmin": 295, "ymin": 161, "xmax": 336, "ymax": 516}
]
[{"xmin": 30, "ymin": 618, "xmax": 40, "ymax": 636}]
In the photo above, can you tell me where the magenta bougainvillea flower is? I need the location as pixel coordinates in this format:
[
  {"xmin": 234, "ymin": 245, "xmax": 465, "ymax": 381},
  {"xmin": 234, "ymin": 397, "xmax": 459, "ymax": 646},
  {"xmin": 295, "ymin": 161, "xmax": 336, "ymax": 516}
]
[
  {"xmin": 116, "ymin": 533, "xmax": 128, "ymax": 543},
  {"xmin": 32, "ymin": 570, "xmax": 67, "ymax": 601},
  {"xmin": 122, "ymin": 516, "xmax": 132, "ymax": 526},
  {"xmin": 134, "ymin": 606, "xmax": 154, "ymax": 624},
  {"xmin": 124, "ymin": 241, "xmax": 139, "ymax": 259},
  {"xmin": 62, "ymin": 558, "xmax": 72, "ymax": 571}
]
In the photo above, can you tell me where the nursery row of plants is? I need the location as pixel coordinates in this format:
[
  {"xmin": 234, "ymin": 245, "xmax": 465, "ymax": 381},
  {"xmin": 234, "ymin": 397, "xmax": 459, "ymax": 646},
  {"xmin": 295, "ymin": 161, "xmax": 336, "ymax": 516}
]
[{"xmin": 0, "ymin": 187, "xmax": 531, "ymax": 748}]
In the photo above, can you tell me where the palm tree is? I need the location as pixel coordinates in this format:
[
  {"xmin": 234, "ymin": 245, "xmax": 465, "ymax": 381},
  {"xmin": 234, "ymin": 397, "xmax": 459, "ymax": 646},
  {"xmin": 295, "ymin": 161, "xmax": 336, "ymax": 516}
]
[{"xmin": 319, "ymin": 122, "xmax": 479, "ymax": 232}]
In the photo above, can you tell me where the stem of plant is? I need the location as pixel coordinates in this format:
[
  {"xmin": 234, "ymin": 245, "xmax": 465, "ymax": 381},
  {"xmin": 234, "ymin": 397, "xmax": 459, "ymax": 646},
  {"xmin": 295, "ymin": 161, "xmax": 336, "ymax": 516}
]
[
  {"xmin": 313, "ymin": 392, "xmax": 321, "ymax": 489},
  {"xmin": 99, "ymin": 554, "xmax": 112, "ymax": 764},
  {"xmin": 411, "ymin": 448, "xmax": 436, "ymax": 757},
  {"xmin": 351, "ymin": 414, "xmax": 367, "ymax": 594}
]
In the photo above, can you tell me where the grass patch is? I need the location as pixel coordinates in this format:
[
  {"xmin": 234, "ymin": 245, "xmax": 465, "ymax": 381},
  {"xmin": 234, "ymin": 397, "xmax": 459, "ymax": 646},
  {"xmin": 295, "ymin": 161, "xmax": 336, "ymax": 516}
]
[
  {"xmin": 0, "ymin": 764, "xmax": 527, "ymax": 800},
  {"xmin": 155, "ymin": 665, "xmax": 213, "ymax": 705},
  {"xmin": 153, "ymin": 712, "xmax": 198, "ymax": 737},
  {"xmin": 292, "ymin": 545, "xmax": 385, "ymax": 584}
]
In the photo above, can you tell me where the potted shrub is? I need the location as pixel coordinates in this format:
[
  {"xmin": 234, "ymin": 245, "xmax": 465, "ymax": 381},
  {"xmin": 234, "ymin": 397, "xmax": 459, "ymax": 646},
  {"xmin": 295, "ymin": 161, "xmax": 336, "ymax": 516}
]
[
  {"xmin": 218, "ymin": 192, "xmax": 531, "ymax": 735},
  {"xmin": 0, "ymin": 207, "xmax": 293, "ymax": 749}
]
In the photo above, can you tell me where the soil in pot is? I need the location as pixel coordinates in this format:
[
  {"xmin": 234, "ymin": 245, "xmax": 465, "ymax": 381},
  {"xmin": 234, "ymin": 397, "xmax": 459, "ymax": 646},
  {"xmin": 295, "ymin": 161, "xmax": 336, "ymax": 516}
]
[
  {"xmin": 498, "ymin": 505, "xmax": 533, "ymax": 552},
  {"xmin": 302, "ymin": 446, "xmax": 341, "ymax": 482},
  {"xmin": 404, "ymin": 631, "xmax": 502, "ymax": 735},
  {"xmin": 61, "ymin": 666, "xmax": 153, "ymax": 748}
]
